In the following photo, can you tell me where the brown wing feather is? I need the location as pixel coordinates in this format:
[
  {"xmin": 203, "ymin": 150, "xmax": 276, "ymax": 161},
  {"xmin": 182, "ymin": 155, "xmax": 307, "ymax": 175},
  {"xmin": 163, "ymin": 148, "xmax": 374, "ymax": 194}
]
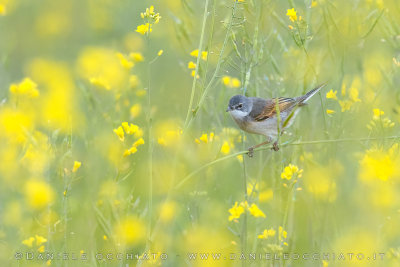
[{"xmin": 254, "ymin": 97, "xmax": 297, "ymax": 121}]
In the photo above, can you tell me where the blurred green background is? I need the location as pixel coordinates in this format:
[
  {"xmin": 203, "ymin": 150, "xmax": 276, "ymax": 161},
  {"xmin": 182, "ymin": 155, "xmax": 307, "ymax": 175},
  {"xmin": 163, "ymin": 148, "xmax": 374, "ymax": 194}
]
[{"xmin": 1, "ymin": 0, "xmax": 400, "ymax": 266}]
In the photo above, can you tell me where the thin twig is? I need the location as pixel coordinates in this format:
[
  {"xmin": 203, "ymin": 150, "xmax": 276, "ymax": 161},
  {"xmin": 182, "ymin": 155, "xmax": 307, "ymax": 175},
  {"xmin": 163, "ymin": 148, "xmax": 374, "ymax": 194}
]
[{"xmin": 174, "ymin": 135, "xmax": 400, "ymax": 189}]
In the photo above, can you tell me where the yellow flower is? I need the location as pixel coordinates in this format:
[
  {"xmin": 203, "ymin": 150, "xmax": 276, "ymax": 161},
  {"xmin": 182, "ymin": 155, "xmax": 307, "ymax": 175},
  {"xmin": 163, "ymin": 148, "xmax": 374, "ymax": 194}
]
[
  {"xmin": 103, "ymin": 235, "xmax": 108, "ymax": 240},
  {"xmin": 188, "ymin": 61, "xmax": 196, "ymax": 69},
  {"xmin": 222, "ymin": 76, "xmax": 230, "ymax": 86},
  {"xmin": 114, "ymin": 216, "xmax": 146, "ymax": 246},
  {"xmin": 259, "ymin": 189, "xmax": 273, "ymax": 202},
  {"xmin": 129, "ymin": 75, "xmax": 139, "ymax": 88},
  {"xmin": 372, "ymin": 108, "xmax": 384, "ymax": 120},
  {"xmin": 311, "ymin": 1, "xmax": 318, "ymax": 7},
  {"xmin": 0, "ymin": 4, "xmax": 6, "ymax": 16},
  {"xmin": 348, "ymin": 87, "xmax": 361, "ymax": 102},
  {"xmin": 157, "ymin": 50, "xmax": 163, "ymax": 56},
  {"xmin": 281, "ymin": 164, "xmax": 303, "ymax": 180},
  {"xmin": 22, "ymin": 237, "xmax": 35, "ymax": 247},
  {"xmin": 286, "ymin": 8, "xmax": 297, "ymax": 22},
  {"xmin": 359, "ymin": 144, "xmax": 400, "ymax": 182},
  {"xmin": 116, "ymin": 52, "xmax": 134, "ymax": 69},
  {"xmin": 199, "ymin": 133, "xmax": 208, "ymax": 143},
  {"xmin": 9, "ymin": 77, "xmax": 40, "ymax": 98},
  {"xmin": 236, "ymin": 154, "xmax": 243, "ymax": 163},
  {"xmin": 221, "ymin": 76, "xmax": 241, "ymax": 88},
  {"xmin": 326, "ymin": 109, "xmax": 335, "ymax": 115},
  {"xmin": 231, "ymin": 78, "xmax": 241, "ymax": 88},
  {"xmin": 279, "ymin": 226, "xmax": 288, "ymax": 240},
  {"xmin": 113, "ymin": 126, "xmax": 125, "ymax": 141},
  {"xmin": 136, "ymin": 23, "xmax": 152, "ymax": 35},
  {"xmin": 339, "ymin": 100, "xmax": 354, "ymax": 112},
  {"xmin": 25, "ymin": 180, "xmax": 55, "ymax": 209},
  {"xmin": 228, "ymin": 202, "xmax": 245, "ymax": 221},
  {"xmin": 72, "ymin": 161, "xmax": 81, "ymax": 172},
  {"xmin": 89, "ymin": 77, "xmax": 111, "ymax": 90},
  {"xmin": 220, "ymin": 141, "xmax": 231, "ymax": 154},
  {"xmin": 326, "ymin": 89, "xmax": 337, "ymax": 100},
  {"xmin": 258, "ymin": 228, "xmax": 276, "ymax": 239},
  {"xmin": 38, "ymin": 245, "xmax": 45, "ymax": 253},
  {"xmin": 130, "ymin": 104, "xmax": 141, "ymax": 118},
  {"xmin": 132, "ymin": 137, "xmax": 145, "ymax": 147},
  {"xmin": 189, "ymin": 49, "xmax": 208, "ymax": 60},
  {"xmin": 159, "ymin": 201, "xmax": 177, "ymax": 223},
  {"xmin": 122, "ymin": 122, "xmax": 139, "ymax": 135},
  {"xmin": 248, "ymin": 203, "xmax": 266, "ymax": 218},
  {"xmin": 35, "ymin": 235, "xmax": 47, "ymax": 246},
  {"xmin": 129, "ymin": 52, "xmax": 144, "ymax": 62}
]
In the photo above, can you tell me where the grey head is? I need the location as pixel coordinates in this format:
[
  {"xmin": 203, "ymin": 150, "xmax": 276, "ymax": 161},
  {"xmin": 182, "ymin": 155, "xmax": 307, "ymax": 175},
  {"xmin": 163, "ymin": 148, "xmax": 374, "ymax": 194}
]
[{"xmin": 226, "ymin": 95, "xmax": 252, "ymax": 115}]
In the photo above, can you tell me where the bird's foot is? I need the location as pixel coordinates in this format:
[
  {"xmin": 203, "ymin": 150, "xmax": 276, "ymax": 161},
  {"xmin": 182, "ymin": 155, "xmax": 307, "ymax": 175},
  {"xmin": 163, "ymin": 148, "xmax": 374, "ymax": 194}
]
[
  {"xmin": 271, "ymin": 141, "xmax": 280, "ymax": 151},
  {"xmin": 247, "ymin": 147, "xmax": 254, "ymax": 158}
]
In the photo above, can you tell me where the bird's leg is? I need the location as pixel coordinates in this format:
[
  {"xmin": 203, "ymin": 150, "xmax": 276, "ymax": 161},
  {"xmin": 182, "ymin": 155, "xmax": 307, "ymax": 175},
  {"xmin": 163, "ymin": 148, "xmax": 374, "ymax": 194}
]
[
  {"xmin": 272, "ymin": 141, "xmax": 279, "ymax": 151},
  {"xmin": 247, "ymin": 138, "xmax": 272, "ymax": 157}
]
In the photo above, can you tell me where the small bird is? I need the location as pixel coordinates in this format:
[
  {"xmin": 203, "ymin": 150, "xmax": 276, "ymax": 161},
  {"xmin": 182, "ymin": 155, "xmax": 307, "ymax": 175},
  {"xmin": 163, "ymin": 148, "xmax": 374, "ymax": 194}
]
[{"xmin": 226, "ymin": 83, "xmax": 326, "ymax": 157}]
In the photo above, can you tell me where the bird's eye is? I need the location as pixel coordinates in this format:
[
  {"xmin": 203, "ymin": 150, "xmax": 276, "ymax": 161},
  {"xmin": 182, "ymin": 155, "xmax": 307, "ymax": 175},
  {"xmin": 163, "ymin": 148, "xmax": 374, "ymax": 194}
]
[{"xmin": 237, "ymin": 103, "xmax": 243, "ymax": 109}]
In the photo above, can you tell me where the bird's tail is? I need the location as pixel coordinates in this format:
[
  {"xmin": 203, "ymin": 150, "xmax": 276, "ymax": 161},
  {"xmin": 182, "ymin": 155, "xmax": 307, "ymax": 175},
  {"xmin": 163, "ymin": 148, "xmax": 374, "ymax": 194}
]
[{"xmin": 298, "ymin": 82, "xmax": 327, "ymax": 104}]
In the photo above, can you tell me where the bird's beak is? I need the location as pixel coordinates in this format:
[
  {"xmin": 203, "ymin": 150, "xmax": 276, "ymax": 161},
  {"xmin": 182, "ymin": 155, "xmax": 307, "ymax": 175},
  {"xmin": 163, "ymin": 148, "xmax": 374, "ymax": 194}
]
[{"xmin": 226, "ymin": 107, "xmax": 232, "ymax": 112}]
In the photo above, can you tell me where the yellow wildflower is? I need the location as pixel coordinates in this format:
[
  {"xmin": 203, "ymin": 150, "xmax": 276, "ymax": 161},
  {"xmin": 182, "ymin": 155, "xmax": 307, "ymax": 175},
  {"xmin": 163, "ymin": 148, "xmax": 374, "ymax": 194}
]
[
  {"xmin": 132, "ymin": 137, "xmax": 145, "ymax": 147},
  {"xmin": 281, "ymin": 164, "xmax": 303, "ymax": 180},
  {"xmin": 89, "ymin": 77, "xmax": 111, "ymax": 90},
  {"xmin": 222, "ymin": 76, "xmax": 241, "ymax": 88},
  {"xmin": 259, "ymin": 189, "xmax": 273, "ymax": 202},
  {"xmin": 199, "ymin": 133, "xmax": 208, "ymax": 143},
  {"xmin": 0, "ymin": 4, "xmax": 6, "ymax": 15},
  {"xmin": 38, "ymin": 245, "xmax": 45, "ymax": 253},
  {"xmin": 220, "ymin": 141, "xmax": 231, "ymax": 154},
  {"xmin": 157, "ymin": 50, "xmax": 163, "ymax": 56},
  {"xmin": 103, "ymin": 235, "xmax": 108, "ymax": 240},
  {"xmin": 372, "ymin": 108, "xmax": 384, "ymax": 120},
  {"xmin": 231, "ymin": 78, "xmax": 241, "ymax": 88},
  {"xmin": 258, "ymin": 228, "xmax": 276, "ymax": 239},
  {"xmin": 130, "ymin": 104, "xmax": 141, "ymax": 118},
  {"xmin": 22, "ymin": 237, "xmax": 35, "ymax": 247},
  {"xmin": 113, "ymin": 126, "xmax": 125, "ymax": 141},
  {"xmin": 348, "ymin": 87, "xmax": 361, "ymax": 102},
  {"xmin": 236, "ymin": 154, "xmax": 244, "ymax": 163},
  {"xmin": 116, "ymin": 52, "xmax": 134, "ymax": 69},
  {"xmin": 339, "ymin": 100, "xmax": 352, "ymax": 112},
  {"xmin": 326, "ymin": 109, "xmax": 335, "ymax": 115},
  {"xmin": 359, "ymin": 144, "xmax": 400, "ymax": 182},
  {"xmin": 248, "ymin": 203, "xmax": 266, "ymax": 218},
  {"xmin": 114, "ymin": 216, "xmax": 146, "ymax": 246},
  {"xmin": 159, "ymin": 201, "xmax": 177, "ymax": 223},
  {"xmin": 311, "ymin": 1, "xmax": 318, "ymax": 7},
  {"xmin": 136, "ymin": 23, "xmax": 152, "ymax": 35},
  {"xmin": 9, "ymin": 77, "xmax": 40, "ymax": 98},
  {"xmin": 190, "ymin": 49, "xmax": 208, "ymax": 60},
  {"xmin": 129, "ymin": 52, "xmax": 144, "ymax": 62},
  {"xmin": 129, "ymin": 75, "xmax": 139, "ymax": 88},
  {"xmin": 25, "ymin": 180, "xmax": 55, "ymax": 209},
  {"xmin": 188, "ymin": 61, "xmax": 196, "ymax": 69},
  {"xmin": 326, "ymin": 89, "xmax": 337, "ymax": 100},
  {"xmin": 72, "ymin": 161, "xmax": 81, "ymax": 172},
  {"xmin": 228, "ymin": 201, "xmax": 245, "ymax": 222},
  {"xmin": 286, "ymin": 8, "xmax": 297, "ymax": 22}
]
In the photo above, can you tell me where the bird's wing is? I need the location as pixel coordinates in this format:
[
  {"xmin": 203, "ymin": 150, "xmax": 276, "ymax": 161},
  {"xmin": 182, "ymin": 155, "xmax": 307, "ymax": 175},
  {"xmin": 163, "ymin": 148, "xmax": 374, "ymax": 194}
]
[{"xmin": 251, "ymin": 97, "xmax": 297, "ymax": 121}]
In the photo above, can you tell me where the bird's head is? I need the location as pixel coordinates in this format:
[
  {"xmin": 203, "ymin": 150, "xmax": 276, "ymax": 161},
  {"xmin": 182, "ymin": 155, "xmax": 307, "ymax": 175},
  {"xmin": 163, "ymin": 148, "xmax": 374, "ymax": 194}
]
[{"xmin": 226, "ymin": 95, "xmax": 252, "ymax": 117}]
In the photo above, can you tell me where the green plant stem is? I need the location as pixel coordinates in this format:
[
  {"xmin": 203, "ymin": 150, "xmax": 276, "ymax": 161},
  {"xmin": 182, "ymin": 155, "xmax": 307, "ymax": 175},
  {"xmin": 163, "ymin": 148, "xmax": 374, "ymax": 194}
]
[
  {"xmin": 183, "ymin": 0, "xmax": 210, "ymax": 130},
  {"xmin": 184, "ymin": 1, "xmax": 238, "ymax": 131},
  {"xmin": 174, "ymin": 135, "xmax": 400, "ymax": 189}
]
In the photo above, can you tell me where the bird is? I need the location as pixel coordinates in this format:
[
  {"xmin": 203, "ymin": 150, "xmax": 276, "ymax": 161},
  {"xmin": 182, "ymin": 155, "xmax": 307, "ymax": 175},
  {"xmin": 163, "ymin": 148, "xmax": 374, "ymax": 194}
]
[{"xmin": 226, "ymin": 83, "xmax": 326, "ymax": 157}]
